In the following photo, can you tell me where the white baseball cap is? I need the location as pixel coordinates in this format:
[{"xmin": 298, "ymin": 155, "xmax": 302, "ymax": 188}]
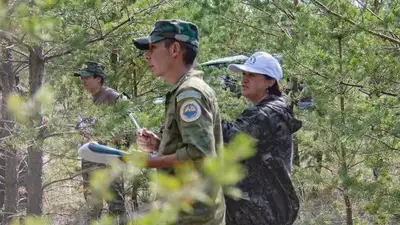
[{"xmin": 228, "ymin": 51, "xmax": 283, "ymax": 81}]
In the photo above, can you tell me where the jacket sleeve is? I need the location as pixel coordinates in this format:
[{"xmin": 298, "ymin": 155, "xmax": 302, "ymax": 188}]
[
  {"xmin": 222, "ymin": 107, "xmax": 273, "ymax": 143},
  {"xmin": 174, "ymin": 89, "xmax": 215, "ymax": 162}
]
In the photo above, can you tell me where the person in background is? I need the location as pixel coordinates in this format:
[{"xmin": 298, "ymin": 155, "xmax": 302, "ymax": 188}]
[
  {"xmin": 222, "ymin": 52, "xmax": 302, "ymax": 225},
  {"xmin": 74, "ymin": 61, "xmax": 126, "ymax": 224}
]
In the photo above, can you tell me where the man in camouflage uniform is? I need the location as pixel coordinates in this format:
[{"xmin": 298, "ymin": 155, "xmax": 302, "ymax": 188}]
[
  {"xmin": 221, "ymin": 52, "xmax": 302, "ymax": 225},
  {"xmin": 132, "ymin": 19, "xmax": 226, "ymax": 225},
  {"xmin": 74, "ymin": 61, "xmax": 126, "ymax": 223}
]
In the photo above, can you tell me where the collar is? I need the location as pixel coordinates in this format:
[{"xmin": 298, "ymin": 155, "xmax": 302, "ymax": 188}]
[
  {"xmin": 257, "ymin": 94, "xmax": 281, "ymax": 106},
  {"xmin": 92, "ymin": 86, "xmax": 105, "ymax": 98},
  {"xmin": 167, "ymin": 69, "xmax": 200, "ymax": 94}
]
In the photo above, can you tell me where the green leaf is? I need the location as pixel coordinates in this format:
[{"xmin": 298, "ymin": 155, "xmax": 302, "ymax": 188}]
[
  {"xmin": 35, "ymin": 85, "xmax": 55, "ymax": 107},
  {"xmin": 7, "ymin": 94, "xmax": 29, "ymax": 123},
  {"xmin": 150, "ymin": 171, "xmax": 182, "ymax": 193},
  {"xmin": 0, "ymin": 2, "xmax": 6, "ymax": 20}
]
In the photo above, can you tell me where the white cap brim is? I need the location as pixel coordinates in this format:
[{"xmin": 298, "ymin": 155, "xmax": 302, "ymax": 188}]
[{"xmin": 228, "ymin": 64, "xmax": 268, "ymax": 76}]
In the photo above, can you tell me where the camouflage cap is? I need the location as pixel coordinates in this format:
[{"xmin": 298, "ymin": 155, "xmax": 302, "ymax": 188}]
[
  {"xmin": 133, "ymin": 19, "xmax": 199, "ymax": 50},
  {"xmin": 74, "ymin": 61, "xmax": 106, "ymax": 78}
]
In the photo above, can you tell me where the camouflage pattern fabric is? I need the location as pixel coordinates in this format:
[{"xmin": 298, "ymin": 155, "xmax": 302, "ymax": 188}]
[
  {"xmin": 133, "ymin": 19, "xmax": 199, "ymax": 50},
  {"xmin": 222, "ymin": 95, "xmax": 302, "ymax": 225},
  {"xmin": 158, "ymin": 70, "xmax": 226, "ymax": 225},
  {"xmin": 74, "ymin": 61, "xmax": 107, "ymax": 78}
]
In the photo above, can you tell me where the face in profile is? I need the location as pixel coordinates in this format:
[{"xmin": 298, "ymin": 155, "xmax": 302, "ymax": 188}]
[
  {"xmin": 144, "ymin": 40, "xmax": 174, "ymax": 77},
  {"xmin": 241, "ymin": 72, "xmax": 271, "ymax": 102},
  {"xmin": 80, "ymin": 76, "xmax": 101, "ymax": 91}
]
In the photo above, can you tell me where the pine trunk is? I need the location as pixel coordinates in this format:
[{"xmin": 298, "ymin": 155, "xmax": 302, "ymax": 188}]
[
  {"xmin": 1, "ymin": 22, "xmax": 19, "ymax": 222},
  {"xmin": 26, "ymin": 46, "xmax": 45, "ymax": 216}
]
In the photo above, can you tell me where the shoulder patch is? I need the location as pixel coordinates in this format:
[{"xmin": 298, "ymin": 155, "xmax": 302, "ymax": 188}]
[
  {"xmin": 176, "ymin": 90, "xmax": 201, "ymax": 102},
  {"xmin": 180, "ymin": 100, "xmax": 202, "ymax": 122}
]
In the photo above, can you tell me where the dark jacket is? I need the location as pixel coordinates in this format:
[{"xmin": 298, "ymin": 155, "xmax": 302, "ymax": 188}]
[
  {"xmin": 222, "ymin": 95, "xmax": 302, "ymax": 173},
  {"xmin": 222, "ymin": 95, "xmax": 302, "ymax": 225}
]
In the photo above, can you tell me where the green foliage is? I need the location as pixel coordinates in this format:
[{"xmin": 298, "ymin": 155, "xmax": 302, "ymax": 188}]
[
  {"xmin": 134, "ymin": 134, "xmax": 254, "ymax": 225},
  {"xmin": 7, "ymin": 85, "xmax": 55, "ymax": 124},
  {"xmin": 85, "ymin": 134, "xmax": 255, "ymax": 225},
  {"xmin": 10, "ymin": 217, "xmax": 50, "ymax": 225},
  {"xmin": 1, "ymin": 0, "xmax": 399, "ymax": 224}
]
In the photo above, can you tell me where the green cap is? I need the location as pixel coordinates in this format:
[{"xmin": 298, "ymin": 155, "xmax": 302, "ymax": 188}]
[
  {"xmin": 133, "ymin": 19, "xmax": 199, "ymax": 50},
  {"xmin": 74, "ymin": 61, "xmax": 106, "ymax": 78}
]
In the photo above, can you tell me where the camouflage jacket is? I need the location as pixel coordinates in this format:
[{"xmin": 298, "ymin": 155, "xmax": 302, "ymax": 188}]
[
  {"xmin": 159, "ymin": 69, "xmax": 225, "ymax": 225},
  {"xmin": 222, "ymin": 95, "xmax": 302, "ymax": 224},
  {"xmin": 159, "ymin": 70, "xmax": 223, "ymax": 161},
  {"xmin": 222, "ymin": 95, "xmax": 302, "ymax": 174}
]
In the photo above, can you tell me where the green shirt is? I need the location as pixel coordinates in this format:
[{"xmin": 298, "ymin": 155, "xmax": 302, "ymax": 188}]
[{"xmin": 159, "ymin": 69, "xmax": 225, "ymax": 225}]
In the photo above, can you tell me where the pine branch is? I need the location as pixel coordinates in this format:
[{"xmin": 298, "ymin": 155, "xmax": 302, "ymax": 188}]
[
  {"xmin": 355, "ymin": 0, "xmax": 383, "ymax": 21},
  {"xmin": 271, "ymin": 0, "xmax": 296, "ymax": 20},
  {"xmin": 365, "ymin": 134, "xmax": 400, "ymax": 151},
  {"xmin": 0, "ymin": 60, "xmax": 28, "ymax": 63},
  {"xmin": 14, "ymin": 64, "xmax": 29, "ymax": 75},
  {"xmin": 221, "ymin": 16, "xmax": 278, "ymax": 37},
  {"xmin": 42, "ymin": 166, "xmax": 101, "ymax": 190},
  {"xmin": 0, "ymin": 30, "xmax": 33, "ymax": 52},
  {"xmin": 10, "ymin": 48, "xmax": 29, "ymax": 58},
  {"xmin": 42, "ymin": 131, "xmax": 78, "ymax": 139},
  {"xmin": 311, "ymin": 0, "xmax": 400, "ymax": 45},
  {"xmin": 137, "ymin": 88, "xmax": 156, "ymax": 97},
  {"xmin": 288, "ymin": 55, "xmax": 398, "ymax": 97},
  {"xmin": 240, "ymin": 1, "xmax": 292, "ymax": 38},
  {"xmin": 44, "ymin": 0, "xmax": 168, "ymax": 61}
]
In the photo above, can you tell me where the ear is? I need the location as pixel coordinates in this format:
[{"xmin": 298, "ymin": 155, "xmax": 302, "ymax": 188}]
[
  {"xmin": 266, "ymin": 78, "xmax": 276, "ymax": 88},
  {"xmin": 94, "ymin": 76, "xmax": 102, "ymax": 84},
  {"xmin": 170, "ymin": 42, "xmax": 181, "ymax": 58}
]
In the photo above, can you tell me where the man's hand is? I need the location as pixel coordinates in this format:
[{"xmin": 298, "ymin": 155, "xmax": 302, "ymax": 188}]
[{"xmin": 136, "ymin": 128, "xmax": 160, "ymax": 153}]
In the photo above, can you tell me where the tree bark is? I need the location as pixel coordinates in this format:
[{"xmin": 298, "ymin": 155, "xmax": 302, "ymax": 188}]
[
  {"xmin": 110, "ymin": 49, "xmax": 119, "ymax": 75},
  {"xmin": 26, "ymin": 146, "xmax": 43, "ymax": 216},
  {"xmin": 133, "ymin": 67, "xmax": 138, "ymax": 98},
  {"xmin": 344, "ymin": 191, "xmax": 353, "ymax": 225},
  {"xmin": 17, "ymin": 154, "xmax": 27, "ymax": 211},
  {"xmin": 373, "ymin": 0, "xmax": 380, "ymax": 13},
  {"xmin": 338, "ymin": 36, "xmax": 353, "ymax": 225},
  {"xmin": 26, "ymin": 46, "xmax": 45, "ymax": 216},
  {"xmin": 4, "ymin": 145, "xmax": 18, "ymax": 223},
  {"xmin": 0, "ymin": 150, "xmax": 4, "ymax": 212},
  {"xmin": 1, "ymin": 38, "xmax": 19, "ymax": 225},
  {"xmin": 288, "ymin": 77, "xmax": 300, "ymax": 167}
]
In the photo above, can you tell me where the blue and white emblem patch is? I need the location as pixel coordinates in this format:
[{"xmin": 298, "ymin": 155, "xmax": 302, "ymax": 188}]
[{"xmin": 180, "ymin": 100, "xmax": 201, "ymax": 122}]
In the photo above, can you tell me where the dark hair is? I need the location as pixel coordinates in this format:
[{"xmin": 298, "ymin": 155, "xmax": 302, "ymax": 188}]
[
  {"xmin": 164, "ymin": 39, "xmax": 197, "ymax": 66},
  {"xmin": 93, "ymin": 75, "xmax": 104, "ymax": 86},
  {"xmin": 265, "ymin": 76, "xmax": 282, "ymax": 97}
]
